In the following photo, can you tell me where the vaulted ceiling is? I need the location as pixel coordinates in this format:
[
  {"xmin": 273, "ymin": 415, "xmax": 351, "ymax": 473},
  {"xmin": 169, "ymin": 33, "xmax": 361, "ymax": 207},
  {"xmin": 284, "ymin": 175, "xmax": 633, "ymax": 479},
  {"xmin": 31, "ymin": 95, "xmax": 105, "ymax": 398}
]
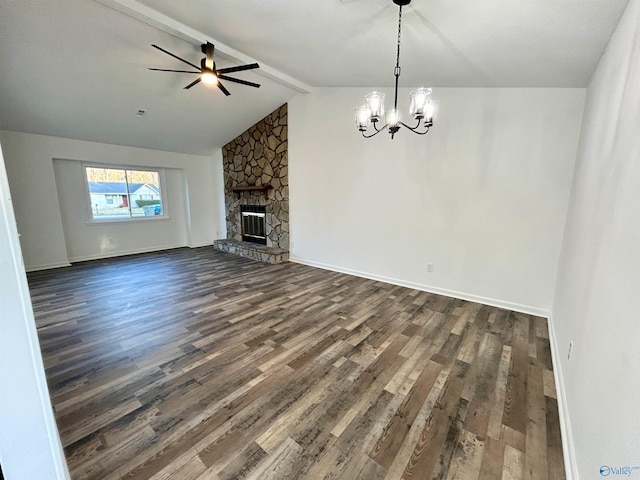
[{"xmin": 0, "ymin": 0, "xmax": 629, "ymax": 155}]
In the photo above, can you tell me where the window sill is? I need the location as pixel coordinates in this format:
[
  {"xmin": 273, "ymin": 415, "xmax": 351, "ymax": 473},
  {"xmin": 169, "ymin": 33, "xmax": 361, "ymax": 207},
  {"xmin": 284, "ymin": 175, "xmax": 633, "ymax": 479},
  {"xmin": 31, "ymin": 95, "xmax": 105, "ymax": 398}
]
[{"xmin": 85, "ymin": 216, "xmax": 171, "ymax": 226}]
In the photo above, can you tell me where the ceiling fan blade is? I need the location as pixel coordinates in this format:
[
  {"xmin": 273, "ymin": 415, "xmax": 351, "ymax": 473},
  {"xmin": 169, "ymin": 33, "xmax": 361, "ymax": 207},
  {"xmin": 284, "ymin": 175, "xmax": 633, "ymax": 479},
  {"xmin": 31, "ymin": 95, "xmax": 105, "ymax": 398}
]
[
  {"xmin": 217, "ymin": 81, "xmax": 231, "ymax": 96},
  {"xmin": 205, "ymin": 42, "xmax": 214, "ymax": 71},
  {"xmin": 216, "ymin": 63, "xmax": 260, "ymax": 75},
  {"xmin": 148, "ymin": 68, "xmax": 200, "ymax": 74},
  {"xmin": 184, "ymin": 78, "xmax": 202, "ymax": 89},
  {"xmin": 151, "ymin": 44, "xmax": 200, "ymax": 71},
  {"xmin": 217, "ymin": 75, "xmax": 261, "ymax": 88}
]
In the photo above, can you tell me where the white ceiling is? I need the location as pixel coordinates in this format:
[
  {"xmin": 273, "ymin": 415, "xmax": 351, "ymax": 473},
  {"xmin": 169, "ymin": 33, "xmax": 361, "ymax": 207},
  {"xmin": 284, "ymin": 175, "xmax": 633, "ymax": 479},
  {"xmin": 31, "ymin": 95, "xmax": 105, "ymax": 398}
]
[{"xmin": 0, "ymin": 0, "xmax": 629, "ymax": 155}]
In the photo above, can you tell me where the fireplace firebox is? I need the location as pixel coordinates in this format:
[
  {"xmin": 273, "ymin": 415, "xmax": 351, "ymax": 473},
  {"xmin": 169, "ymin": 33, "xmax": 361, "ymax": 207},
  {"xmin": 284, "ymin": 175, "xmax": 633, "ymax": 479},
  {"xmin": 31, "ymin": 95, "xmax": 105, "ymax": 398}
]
[{"xmin": 241, "ymin": 205, "xmax": 267, "ymax": 245}]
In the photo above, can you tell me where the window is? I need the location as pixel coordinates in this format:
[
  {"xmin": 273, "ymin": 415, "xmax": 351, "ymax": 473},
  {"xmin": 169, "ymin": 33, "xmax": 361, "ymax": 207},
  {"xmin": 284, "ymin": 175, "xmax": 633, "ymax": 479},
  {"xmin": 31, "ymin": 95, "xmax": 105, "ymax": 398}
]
[{"xmin": 85, "ymin": 166, "xmax": 165, "ymax": 221}]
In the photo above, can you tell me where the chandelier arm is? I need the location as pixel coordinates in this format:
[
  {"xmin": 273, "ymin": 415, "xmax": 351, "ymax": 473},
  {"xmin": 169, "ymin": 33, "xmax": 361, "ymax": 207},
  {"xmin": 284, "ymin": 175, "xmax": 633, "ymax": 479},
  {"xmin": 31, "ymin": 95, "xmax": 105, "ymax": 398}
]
[
  {"xmin": 399, "ymin": 121, "xmax": 431, "ymax": 135},
  {"xmin": 404, "ymin": 117, "xmax": 422, "ymax": 130},
  {"xmin": 362, "ymin": 123, "xmax": 389, "ymax": 138}
]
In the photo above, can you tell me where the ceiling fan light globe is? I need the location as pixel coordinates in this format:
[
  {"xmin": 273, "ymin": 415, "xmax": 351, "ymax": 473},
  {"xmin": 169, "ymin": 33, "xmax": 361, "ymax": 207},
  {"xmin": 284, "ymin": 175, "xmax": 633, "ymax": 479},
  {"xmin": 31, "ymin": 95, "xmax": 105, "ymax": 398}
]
[{"xmin": 201, "ymin": 72, "xmax": 218, "ymax": 85}]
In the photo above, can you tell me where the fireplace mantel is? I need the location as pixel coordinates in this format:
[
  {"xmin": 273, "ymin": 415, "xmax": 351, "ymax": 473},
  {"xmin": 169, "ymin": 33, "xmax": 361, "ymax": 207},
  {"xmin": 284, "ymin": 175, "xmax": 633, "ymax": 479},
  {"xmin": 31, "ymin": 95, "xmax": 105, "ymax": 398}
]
[{"xmin": 231, "ymin": 185, "xmax": 273, "ymax": 200}]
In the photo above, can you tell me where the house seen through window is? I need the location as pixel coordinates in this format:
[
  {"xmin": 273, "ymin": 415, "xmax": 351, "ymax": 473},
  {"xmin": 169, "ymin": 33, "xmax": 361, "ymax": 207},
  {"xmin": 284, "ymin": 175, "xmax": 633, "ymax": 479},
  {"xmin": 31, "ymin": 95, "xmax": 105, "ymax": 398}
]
[{"xmin": 85, "ymin": 166, "xmax": 164, "ymax": 220}]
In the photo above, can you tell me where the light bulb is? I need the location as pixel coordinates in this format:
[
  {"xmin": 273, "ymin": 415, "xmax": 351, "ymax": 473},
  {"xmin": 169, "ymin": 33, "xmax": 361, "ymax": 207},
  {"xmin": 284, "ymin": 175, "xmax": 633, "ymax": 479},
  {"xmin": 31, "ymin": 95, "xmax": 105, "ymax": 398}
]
[
  {"xmin": 425, "ymin": 100, "xmax": 437, "ymax": 126},
  {"xmin": 410, "ymin": 87, "xmax": 432, "ymax": 119},
  {"xmin": 355, "ymin": 106, "xmax": 371, "ymax": 131},
  {"xmin": 201, "ymin": 71, "xmax": 218, "ymax": 85},
  {"xmin": 387, "ymin": 108, "xmax": 401, "ymax": 127},
  {"xmin": 365, "ymin": 92, "xmax": 385, "ymax": 122}
]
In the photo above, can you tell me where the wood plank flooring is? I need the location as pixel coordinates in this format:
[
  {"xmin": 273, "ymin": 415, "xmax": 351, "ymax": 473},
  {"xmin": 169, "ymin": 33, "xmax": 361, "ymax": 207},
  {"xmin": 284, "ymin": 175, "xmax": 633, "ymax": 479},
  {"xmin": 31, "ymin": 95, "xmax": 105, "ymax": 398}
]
[{"xmin": 28, "ymin": 247, "xmax": 566, "ymax": 480}]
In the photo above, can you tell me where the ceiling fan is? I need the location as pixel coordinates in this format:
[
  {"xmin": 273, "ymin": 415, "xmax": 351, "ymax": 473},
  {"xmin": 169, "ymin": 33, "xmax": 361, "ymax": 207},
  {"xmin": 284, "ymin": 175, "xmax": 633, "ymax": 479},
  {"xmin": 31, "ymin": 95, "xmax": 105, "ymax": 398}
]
[{"xmin": 149, "ymin": 42, "xmax": 260, "ymax": 96}]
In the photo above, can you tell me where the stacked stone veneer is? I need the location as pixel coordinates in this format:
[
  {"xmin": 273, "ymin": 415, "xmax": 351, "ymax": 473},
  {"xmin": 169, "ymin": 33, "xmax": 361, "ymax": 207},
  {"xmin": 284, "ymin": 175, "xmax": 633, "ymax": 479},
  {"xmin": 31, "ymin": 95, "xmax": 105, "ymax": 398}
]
[
  {"xmin": 216, "ymin": 104, "xmax": 289, "ymax": 263},
  {"xmin": 212, "ymin": 239, "xmax": 289, "ymax": 264}
]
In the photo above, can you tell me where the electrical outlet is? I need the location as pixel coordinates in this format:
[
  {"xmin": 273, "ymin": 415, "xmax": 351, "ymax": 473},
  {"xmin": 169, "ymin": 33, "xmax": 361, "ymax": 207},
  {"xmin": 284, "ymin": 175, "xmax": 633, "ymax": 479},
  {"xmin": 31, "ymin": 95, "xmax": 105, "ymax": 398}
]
[
  {"xmin": 427, "ymin": 263, "xmax": 434, "ymax": 273},
  {"xmin": 290, "ymin": 241, "xmax": 295, "ymax": 248},
  {"xmin": 568, "ymin": 340, "xmax": 574, "ymax": 361}
]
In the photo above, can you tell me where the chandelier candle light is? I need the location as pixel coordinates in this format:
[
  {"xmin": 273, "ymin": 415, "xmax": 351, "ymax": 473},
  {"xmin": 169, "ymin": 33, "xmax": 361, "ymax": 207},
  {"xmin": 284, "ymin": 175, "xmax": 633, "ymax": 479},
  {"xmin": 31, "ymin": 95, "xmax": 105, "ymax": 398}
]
[{"xmin": 355, "ymin": 0, "xmax": 436, "ymax": 139}]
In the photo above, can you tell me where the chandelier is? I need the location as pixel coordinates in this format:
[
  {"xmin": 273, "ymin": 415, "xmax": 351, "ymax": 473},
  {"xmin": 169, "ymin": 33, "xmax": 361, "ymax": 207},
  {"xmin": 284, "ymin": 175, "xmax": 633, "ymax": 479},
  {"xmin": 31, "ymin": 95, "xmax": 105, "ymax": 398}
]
[{"xmin": 355, "ymin": 0, "xmax": 436, "ymax": 139}]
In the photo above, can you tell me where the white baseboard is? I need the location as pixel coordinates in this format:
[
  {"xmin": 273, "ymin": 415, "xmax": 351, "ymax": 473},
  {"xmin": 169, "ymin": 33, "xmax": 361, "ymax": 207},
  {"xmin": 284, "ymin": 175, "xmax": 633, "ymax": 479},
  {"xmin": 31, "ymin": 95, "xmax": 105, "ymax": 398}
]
[
  {"xmin": 27, "ymin": 243, "xmax": 212, "ymax": 271},
  {"xmin": 289, "ymin": 256, "xmax": 549, "ymax": 317},
  {"xmin": 25, "ymin": 261, "xmax": 72, "ymax": 272},
  {"xmin": 547, "ymin": 314, "xmax": 578, "ymax": 480},
  {"xmin": 68, "ymin": 243, "xmax": 187, "ymax": 263}
]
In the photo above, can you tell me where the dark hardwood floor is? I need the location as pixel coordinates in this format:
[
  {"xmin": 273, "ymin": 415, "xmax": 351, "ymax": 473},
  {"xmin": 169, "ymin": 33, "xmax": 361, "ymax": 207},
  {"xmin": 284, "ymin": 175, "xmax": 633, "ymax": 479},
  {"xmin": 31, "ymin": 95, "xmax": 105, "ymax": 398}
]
[{"xmin": 28, "ymin": 247, "xmax": 565, "ymax": 480}]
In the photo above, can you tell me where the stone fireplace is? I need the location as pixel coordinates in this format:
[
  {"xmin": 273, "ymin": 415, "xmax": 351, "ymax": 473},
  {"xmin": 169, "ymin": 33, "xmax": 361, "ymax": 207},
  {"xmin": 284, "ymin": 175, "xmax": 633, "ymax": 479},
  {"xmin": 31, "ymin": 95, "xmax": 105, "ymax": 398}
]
[{"xmin": 213, "ymin": 104, "xmax": 289, "ymax": 264}]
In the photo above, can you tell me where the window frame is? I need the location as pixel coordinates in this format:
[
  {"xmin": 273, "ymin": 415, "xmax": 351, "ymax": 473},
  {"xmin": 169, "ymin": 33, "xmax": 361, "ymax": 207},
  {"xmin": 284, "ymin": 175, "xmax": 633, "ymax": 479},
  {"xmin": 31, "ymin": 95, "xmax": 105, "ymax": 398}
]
[{"xmin": 83, "ymin": 163, "xmax": 169, "ymax": 224}]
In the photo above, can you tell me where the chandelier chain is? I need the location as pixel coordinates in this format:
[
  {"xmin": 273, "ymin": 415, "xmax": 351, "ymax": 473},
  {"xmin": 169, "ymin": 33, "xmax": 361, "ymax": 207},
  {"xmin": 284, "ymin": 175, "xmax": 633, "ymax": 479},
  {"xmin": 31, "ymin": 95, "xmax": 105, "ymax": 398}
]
[
  {"xmin": 392, "ymin": 5, "xmax": 404, "ymax": 113},
  {"xmin": 395, "ymin": 5, "xmax": 403, "ymax": 71}
]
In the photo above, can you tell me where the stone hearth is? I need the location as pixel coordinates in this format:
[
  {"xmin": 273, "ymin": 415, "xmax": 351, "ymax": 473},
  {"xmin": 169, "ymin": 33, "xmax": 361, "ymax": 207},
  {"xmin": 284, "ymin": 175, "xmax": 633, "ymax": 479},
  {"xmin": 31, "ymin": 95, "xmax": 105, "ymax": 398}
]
[
  {"xmin": 213, "ymin": 239, "xmax": 288, "ymax": 264},
  {"xmin": 214, "ymin": 104, "xmax": 289, "ymax": 264}
]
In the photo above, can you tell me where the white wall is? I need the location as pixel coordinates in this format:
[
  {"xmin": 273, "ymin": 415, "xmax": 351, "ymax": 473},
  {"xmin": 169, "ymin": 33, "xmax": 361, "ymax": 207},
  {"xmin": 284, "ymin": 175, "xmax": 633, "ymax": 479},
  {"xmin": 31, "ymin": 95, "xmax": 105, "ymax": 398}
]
[
  {"xmin": 552, "ymin": 0, "xmax": 640, "ymax": 477},
  {"xmin": 0, "ymin": 143, "xmax": 69, "ymax": 479},
  {"xmin": 289, "ymin": 87, "xmax": 585, "ymax": 314},
  {"xmin": 0, "ymin": 131, "xmax": 226, "ymax": 270}
]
